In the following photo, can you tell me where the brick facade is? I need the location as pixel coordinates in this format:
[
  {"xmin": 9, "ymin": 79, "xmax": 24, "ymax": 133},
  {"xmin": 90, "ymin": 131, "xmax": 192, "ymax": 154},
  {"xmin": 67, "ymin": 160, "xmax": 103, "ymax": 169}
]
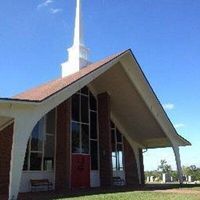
[
  {"xmin": 55, "ymin": 100, "xmax": 71, "ymax": 191},
  {"xmin": 123, "ymin": 138, "xmax": 140, "ymax": 185},
  {"xmin": 98, "ymin": 93, "xmax": 112, "ymax": 187},
  {"xmin": 0, "ymin": 123, "xmax": 14, "ymax": 196}
]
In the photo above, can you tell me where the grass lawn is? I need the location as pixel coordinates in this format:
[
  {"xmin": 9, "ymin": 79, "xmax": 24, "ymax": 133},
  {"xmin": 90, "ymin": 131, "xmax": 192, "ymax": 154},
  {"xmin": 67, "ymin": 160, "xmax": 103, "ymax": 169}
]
[
  {"xmin": 17, "ymin": 186, "xmax": 200, "ymax": 200},
  {"xmin": 54, "ymin": 190, "xmax": 200, "ymax": 200},
  {"xmin": 185, "ymin": 187, "xmax": 200, "ymax": 191}
]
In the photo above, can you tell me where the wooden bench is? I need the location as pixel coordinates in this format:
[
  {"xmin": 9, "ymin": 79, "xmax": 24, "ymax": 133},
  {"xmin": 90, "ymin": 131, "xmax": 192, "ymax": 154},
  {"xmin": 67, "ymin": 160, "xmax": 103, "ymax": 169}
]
[
  {"xmin": 113, "ymin": 176, "xmax": 125, "ymax": 186},
  {"xmin": 30, "ymin": 179, "xmax": 53, "ymax": 192}
]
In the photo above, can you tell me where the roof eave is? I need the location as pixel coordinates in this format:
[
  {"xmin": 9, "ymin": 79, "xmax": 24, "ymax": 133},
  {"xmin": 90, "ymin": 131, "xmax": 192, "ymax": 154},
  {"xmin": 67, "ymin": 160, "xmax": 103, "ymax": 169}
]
[
  {"xmin": 0, "ymin": 49, "xmax": 191, "ymax": 148},
  {"xmin": 0, "ymin": 98, "xmax": 40, "ymax": 105},
  {"xmin": 124, "ymin": 49, "xmax": 191, "ymax": 147}
]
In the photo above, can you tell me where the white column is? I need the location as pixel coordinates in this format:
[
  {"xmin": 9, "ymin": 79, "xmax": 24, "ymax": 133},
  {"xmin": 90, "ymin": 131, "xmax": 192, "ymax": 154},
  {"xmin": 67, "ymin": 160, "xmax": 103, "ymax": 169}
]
[
  {"xmin": 172, "ymin": 145, "xmax": 183, "ymax": 184},
  {"xmin": 8, "ymin": 118, "xmax": 37, "ymax": 200}
]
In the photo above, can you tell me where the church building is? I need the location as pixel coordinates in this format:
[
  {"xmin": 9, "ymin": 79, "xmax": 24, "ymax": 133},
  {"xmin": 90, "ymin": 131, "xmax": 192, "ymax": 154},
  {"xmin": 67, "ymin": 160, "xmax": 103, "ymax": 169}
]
[{"xmin": 0, "ymin": 0, "xmax": 190, "ymax": 199}]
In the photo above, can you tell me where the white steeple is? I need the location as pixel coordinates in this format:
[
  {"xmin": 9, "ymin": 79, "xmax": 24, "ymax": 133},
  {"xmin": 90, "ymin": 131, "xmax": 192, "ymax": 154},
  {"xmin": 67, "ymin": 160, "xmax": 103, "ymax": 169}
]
[{"xmin": 61, "ymin": 0, "xmax": 90, "ymax": 77}]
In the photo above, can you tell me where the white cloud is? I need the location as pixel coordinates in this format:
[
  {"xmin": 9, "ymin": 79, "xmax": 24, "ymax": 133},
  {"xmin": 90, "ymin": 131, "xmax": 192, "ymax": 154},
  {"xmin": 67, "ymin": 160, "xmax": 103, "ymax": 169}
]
[
  {"xmin": 37, "ymin": 0, "xmax": 54, "ymax": 9},
  {"xmin": 174, "ymin": 123, "xmax": 185, "ymax": 129},
  {"xmin": 37, "ymin": 0, "xmax": 62, "ymax": 15},
  {"xmin": 162, "ymin": 103, "xmax": 175, "ymax": 110},
  {"xmin": 50, "ymin": 8, "xmax": 62, "ymax": 14}
]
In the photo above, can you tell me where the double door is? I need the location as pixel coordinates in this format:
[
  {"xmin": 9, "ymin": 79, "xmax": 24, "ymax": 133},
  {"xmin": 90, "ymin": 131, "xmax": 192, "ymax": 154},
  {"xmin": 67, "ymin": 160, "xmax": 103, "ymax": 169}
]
[{"xmin": 71, "ymin": 154, "xmax": 90, "ymax": 188}]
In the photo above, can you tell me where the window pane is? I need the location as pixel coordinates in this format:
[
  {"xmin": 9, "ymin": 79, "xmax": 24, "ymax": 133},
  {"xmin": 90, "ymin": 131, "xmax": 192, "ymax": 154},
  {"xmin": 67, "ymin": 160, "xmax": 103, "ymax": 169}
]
[
  {"xmin": 43, "ymin": 135, "xmax": 55, "ymax": 171},
  {"xmin": 112, "ymin": 152, "xmax": 117, "ymax": 171},
  {"xmin": 30, "ymin": 153, "xmax": 42, "ymax": 171},
  {"xmin": 116, "ymin": 129, "xmax": 122, "ymax": 143},
  {"xmin": 81, "ymin": 86, "xmax": 89, "ymax": 95},
  {"xmin": 90, "ymin": 112, "xmax": 97, "ymax": 139},
  {"xmin": 111, "ymin": 130, "xmax": 115, "ymax": 145},
  {"xmin": 23, "ymin": 142, "xmax": 29, "ymax": 171},
  {"xmin": 72, "ymin": 122, "xmax": 80, "ymax": 153},
  {"xmin": 81, "ymin": 124, "xmax": 89, "ymax": 154},
  {"xmin": 72, "ymin": 94, "xmax": 80, "ymax": 121},
  {"xmin": 117, "ymin": 144, "xmax": 123, "ymax": 171},
  {"xmin": 81, "ymin": 95, "xmax": 89, "ymax": 123},
  {"xmin": 31, "ymin": 121, "xmax": 43, "ymax": 151},
  {"xmin": 110, "ymin": 120, "xmax": 115, "ymax": 129},
  {"xmin": 46, "ymin": 109, "xmax": 55, "ymax": 134},
  {"xmin": 117, "ymin": 144, "xmax": 122, "ymax": 151},
  {"xmin": 90, "ymin": 140, "xmax": 98, "ymax": 170},
  {"xmin": 89, "ymin": 92, "xmax": 97, "ymax": 111},
  {"xmin": 118, "ymin": 151, "xmax": 123, "ymax": 171}
]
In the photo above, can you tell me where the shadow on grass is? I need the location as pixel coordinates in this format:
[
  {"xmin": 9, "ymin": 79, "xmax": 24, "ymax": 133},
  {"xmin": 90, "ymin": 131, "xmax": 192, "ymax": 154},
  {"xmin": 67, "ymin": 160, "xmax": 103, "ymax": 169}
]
[{"xmin": 17, "ymin": 184, "xmax": 200, "ymax": 200}]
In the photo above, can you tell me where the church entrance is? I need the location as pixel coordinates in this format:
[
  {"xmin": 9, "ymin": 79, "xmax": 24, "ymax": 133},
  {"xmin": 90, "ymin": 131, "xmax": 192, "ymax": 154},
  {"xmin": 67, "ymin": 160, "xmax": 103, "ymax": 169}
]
[
  {"xmin": 71, "ymin": 120, "xmax": 91, "ymax": 189},
  {"xmin": 71, "ymin": 154, "xmax": 90, "ymax": 188},
  {"xmin": 70, "ymin": 87, "xmax": 99, "ymax": 188}
]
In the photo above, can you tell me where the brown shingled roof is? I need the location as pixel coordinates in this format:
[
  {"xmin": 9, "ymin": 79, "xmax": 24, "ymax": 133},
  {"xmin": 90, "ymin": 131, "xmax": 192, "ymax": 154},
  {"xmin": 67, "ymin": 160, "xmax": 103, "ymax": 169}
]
[{"xmin": 13, "ymin": 50, "xmax": 127, "ymax": 102}]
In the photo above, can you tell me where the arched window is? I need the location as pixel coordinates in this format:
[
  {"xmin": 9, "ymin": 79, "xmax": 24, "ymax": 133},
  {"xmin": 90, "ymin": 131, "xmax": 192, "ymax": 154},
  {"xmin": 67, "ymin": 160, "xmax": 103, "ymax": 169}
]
[{"xmin": 23, "ymin": 109, "xmax": 56, "ymax": 171}]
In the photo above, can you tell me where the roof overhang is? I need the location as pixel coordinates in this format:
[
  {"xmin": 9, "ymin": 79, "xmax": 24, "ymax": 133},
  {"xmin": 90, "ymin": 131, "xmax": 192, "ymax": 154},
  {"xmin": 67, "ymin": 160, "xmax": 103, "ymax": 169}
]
[
  {"xmin": 0, "ymin": 50, "xmax": 190, "ymax": 148},
  {"xmin": 89, "ymin": 50, "xmax": 190, "ymax": 148}
]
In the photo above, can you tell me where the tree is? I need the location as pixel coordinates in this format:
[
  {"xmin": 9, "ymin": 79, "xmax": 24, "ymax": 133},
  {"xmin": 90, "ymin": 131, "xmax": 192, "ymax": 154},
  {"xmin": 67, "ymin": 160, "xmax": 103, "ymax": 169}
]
[
  {"xmin": 182, "ymin": 165, "xmax": 200, "ymax": 181},
  {"xmin": 171, "ymin": 171, "xmax": 178, "ymax": 181},
  {"xmin": 182, "ymin": 166, "xmax": 191, "ymax": 176},
  {"xmin": 157, "ymin": 159, "xmax": 172, "ymax": 174}
]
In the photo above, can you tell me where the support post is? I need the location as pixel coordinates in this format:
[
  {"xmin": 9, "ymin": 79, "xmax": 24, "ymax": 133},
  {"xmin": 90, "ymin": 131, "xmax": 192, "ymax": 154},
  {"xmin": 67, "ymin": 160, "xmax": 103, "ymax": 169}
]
[
  {"xmin": 123, "ymin": 138, "xmax": 140, "ymax": 185},
  {"xmin": 98, "ymin": 92, "xmax": 112, "ymax": 187},
  {"xmin": 172, "ymin": 145, "xmax": 183, "ymax": 184},
  {"xmin": 8, "ymin": 118, "xmax": 37, "ymax": 200},
  {"xmin": 132, "ymin": 146, "xmax": 142, "ymax": 185},
  {"xmin": 55, "ymin": 100, "xmax": 71, "ymax": 190},
  {"xmin": 138, "ymin": 148, "xmax": 145, "ymax": 185}
]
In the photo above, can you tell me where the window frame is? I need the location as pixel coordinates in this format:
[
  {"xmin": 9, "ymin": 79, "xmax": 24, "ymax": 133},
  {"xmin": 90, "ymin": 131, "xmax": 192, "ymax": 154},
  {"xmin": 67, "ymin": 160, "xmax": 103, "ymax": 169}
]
[
  {"xmin": 71, "ymin": 87, "xmax": 100, "ymax": 171},
  {"xmin": 111, "ymin": 121, "xmax": 124, "ymax": 172},
  {"xmin": 89, "ymin": 91, "xmax": 99, "ymax": 170},
  {"xmin": 23, "ymin": 109, "xmax": 56, "ymax": 172}
]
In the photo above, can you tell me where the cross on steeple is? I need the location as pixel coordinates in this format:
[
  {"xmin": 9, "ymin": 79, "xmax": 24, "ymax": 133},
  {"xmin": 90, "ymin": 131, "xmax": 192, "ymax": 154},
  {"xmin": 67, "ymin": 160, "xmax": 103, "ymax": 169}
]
[{"xmin": 61, "ymin": 0, "xmax": 90, "ymax": 77}]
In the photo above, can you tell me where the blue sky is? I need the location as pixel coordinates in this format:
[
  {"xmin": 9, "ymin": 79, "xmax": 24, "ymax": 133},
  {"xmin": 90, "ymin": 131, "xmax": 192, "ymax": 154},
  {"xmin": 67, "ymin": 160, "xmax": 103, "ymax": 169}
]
[{"xmin": 0, "ymin": 0, "xmax": 200, "ymax": 171}]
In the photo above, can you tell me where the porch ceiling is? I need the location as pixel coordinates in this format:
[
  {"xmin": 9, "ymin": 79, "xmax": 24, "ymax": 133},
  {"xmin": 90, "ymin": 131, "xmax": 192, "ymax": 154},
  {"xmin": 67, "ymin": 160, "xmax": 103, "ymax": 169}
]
[{"xmin": 91, "ymin": 62, "xmax": 171, "ymax": 148}]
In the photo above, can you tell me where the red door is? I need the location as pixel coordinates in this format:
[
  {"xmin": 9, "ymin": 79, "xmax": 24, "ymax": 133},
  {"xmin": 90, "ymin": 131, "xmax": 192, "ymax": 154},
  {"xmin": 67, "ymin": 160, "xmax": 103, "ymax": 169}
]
[{"xmin": 71, "ymin": 154, "xmax": 90, "ymax": 188}]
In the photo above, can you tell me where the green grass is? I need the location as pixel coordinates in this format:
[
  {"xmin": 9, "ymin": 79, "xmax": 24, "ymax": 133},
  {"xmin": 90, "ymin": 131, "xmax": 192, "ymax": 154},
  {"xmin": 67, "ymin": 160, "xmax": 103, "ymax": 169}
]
[
  {"xmin": 185, "ymin": 187, "xmax": 200, "ymax": 191},
  {"xmin": 18, "ymin": 186, "xmax": 200, "ymax": 200},
  {"xmin": 54, "ymin": 191, "xmax": 200, "ymax": 200}
]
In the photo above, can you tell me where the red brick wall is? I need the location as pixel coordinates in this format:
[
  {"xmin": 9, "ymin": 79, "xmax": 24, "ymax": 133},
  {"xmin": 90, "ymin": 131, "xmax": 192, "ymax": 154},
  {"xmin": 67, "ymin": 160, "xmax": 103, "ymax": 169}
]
[
  {"xmin": 0, "ymin": 123, "xmax": 14, "ymax": 196},
  {"xmin": 123, "ymin": 138, "xmax": 140, "ymax": 185},
  {"xmin": 98, "ymin": 93, "xmax": 112, "ymax": 187},
  {"xmin": 55, "ymin": 100, "xmax": 71, "ymax": 191}
]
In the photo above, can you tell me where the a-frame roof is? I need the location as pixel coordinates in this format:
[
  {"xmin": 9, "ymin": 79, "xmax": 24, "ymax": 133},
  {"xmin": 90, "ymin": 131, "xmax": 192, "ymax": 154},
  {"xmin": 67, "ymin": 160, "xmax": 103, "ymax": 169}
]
[
  {"xmin": 13, "ymin": 52, "xmax": 125, "ymax": 102},
  {"xmin": 1, "ymin": 52, "xmax": 124, "ymax": 103},
  {"xmin": 0, "ymin": 49, "xmax": 190, "ymax": 148}
]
